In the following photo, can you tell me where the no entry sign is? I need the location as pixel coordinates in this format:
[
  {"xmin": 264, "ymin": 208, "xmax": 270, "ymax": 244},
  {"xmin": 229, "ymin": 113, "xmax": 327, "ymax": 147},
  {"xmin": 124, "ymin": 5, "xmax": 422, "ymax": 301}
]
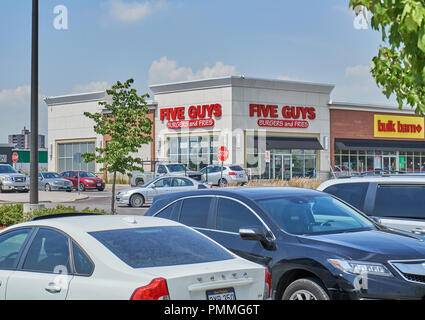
[
  {"xmin": 217, "ymin": 146, "xmax": 229, "ymax": 162},
  {"xmin": 12, "ymin": 152, "xmax": 19, "ymax": 163}
]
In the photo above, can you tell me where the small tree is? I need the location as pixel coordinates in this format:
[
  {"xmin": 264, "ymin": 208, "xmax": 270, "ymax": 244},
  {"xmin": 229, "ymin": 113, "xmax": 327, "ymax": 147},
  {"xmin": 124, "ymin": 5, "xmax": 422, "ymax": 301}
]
[
  {"xmin": 82, "ymin": 79, "xmax": 153, "ymax": 214},
  {"xmin": 349, "ymin": 0, "xmax": 425, "ymax": 115}
]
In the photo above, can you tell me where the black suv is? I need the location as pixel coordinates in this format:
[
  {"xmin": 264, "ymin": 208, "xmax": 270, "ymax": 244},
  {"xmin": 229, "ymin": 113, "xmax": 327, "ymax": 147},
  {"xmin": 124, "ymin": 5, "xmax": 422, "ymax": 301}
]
[
  {"xmin": 318, "ymin": 176, "xmax": 425, "ymax": 235},
  {"xmin": 146, "ymin": 187, "xmax": 425, "ymax": 300}
]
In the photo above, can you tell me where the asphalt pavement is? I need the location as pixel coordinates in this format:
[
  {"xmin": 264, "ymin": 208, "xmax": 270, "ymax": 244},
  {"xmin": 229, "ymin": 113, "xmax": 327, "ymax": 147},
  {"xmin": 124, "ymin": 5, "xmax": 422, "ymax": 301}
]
[{"xmin": 0, "ymin": 184, "xmax": 149, "ymax": 216}]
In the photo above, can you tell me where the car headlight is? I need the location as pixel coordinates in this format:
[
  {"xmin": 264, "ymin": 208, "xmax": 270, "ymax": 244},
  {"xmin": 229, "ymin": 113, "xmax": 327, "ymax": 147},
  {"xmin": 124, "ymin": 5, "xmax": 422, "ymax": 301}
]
[
  {"xmin": 328, "ymin": 259, "xmax": 393, "ymax": 277},
  {"xmin": 1, "ymin": 177, "xmax": 11, "ymax": 182}
]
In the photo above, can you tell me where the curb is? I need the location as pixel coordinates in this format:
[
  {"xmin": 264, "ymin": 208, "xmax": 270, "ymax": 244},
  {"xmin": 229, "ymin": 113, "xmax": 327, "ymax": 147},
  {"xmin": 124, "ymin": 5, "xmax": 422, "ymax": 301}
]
[{"xmin": 0, "ymin": 195, "xmax": 89, "ymax": 205}]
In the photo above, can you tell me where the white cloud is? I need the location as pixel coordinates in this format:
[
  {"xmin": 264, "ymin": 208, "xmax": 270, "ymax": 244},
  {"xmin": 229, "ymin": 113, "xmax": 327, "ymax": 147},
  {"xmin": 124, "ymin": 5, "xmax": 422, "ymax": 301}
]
[
  {"xmin": 108, "ymin": 0, "xmax": 167, "ymax": 23},
  {"xmin": 148, "ymin": 57, "xmax": 238, "ymax": 85},
  {"xmin": 72, "ymin": 81, "xmax": 109, "ymax": 93},
  {"xmin": 0, "ymin": 85, "xmax": 31, "ymax": 108},
  {"xmin": 332, "ymin": 64, "xmax": 396, "ymax": 104}
]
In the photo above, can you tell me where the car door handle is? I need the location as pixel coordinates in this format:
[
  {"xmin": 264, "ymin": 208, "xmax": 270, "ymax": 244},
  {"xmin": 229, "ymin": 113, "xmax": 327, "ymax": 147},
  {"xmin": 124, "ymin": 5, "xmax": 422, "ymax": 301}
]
[{"xmin": 45, "ymin": 283, "xmax": 61, "ymax": 294}]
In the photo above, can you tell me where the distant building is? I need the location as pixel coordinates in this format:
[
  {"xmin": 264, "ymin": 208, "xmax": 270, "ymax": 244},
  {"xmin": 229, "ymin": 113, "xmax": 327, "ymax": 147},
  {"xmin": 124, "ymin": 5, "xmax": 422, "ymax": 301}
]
[{"xmin": 8, "ymin": 127, "xmax": 45, "ymax": 149}]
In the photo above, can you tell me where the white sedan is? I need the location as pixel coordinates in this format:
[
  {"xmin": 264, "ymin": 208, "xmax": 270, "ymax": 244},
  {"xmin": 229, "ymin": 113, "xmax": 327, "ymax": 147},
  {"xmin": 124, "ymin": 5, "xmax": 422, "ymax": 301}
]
[{"xmin": 0, "ymin": 214, "xmax": 270, "ymax": 300}]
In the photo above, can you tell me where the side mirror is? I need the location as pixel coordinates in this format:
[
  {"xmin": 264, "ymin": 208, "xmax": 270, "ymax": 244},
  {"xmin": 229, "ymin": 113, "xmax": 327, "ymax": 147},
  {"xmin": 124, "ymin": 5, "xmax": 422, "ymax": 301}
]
[{"xmin": 239, "ymin": 227, "xmax": 276, "ymax": 251}]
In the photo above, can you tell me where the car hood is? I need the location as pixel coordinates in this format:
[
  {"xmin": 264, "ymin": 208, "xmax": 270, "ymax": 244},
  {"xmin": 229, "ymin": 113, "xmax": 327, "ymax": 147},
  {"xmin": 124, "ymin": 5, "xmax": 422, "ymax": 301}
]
[
  {"xmin": 44, "ymin": 178, "xmax": 71, "ymax": 183},
  {"xmin": 81, "ymin": 177, "xmax": 103, "ymax": 182},
  {"xmin": 0, "ymin": 173, "xmax": 26, "ymax": 178},
  {"xmin": 297, "ymin": 229, "xmax": 425, "ymax": 262}
]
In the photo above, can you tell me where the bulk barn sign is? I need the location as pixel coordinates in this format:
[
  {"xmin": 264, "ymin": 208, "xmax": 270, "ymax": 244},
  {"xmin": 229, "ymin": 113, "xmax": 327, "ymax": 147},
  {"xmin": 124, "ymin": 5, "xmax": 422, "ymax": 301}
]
[
  {"xmin": 160, "ymin": 104, "xmax": 222, "ymax": 130},
  {"xmin": 249, "ymin": 104, "xmax": 317, "ymax": 129}
]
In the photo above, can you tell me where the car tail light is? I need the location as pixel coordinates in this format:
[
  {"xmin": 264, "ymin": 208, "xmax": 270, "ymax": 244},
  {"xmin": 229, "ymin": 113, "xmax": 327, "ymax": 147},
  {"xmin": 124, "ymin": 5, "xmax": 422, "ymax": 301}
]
[
  {"xmin": 130, "ymin": 278, "xmax": 170, "ymax": 300},
  {"xmin": 264, "ymin": 268, "xmax": 272, "ymax": 299},
  {"xmin": 228, "ymin": 172, "xmax": 236, "ymax": 176}
]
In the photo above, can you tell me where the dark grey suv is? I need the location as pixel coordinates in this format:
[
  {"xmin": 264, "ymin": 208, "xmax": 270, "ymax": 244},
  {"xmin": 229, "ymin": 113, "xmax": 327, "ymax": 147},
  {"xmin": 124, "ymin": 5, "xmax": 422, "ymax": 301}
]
[{"xmin": 318, "ymin": 176, "xmax": 425, "ymax": 235}]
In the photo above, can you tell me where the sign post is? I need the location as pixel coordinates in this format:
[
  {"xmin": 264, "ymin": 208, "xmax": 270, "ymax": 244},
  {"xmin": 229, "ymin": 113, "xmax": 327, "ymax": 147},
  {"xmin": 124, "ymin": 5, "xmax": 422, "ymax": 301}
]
[
  {"xmin": 74, "ymin": 153, "xmax": 82, "ymax": 195},
  {"xmin": 217, "ymin": 146, "xmax": 229, "ymax": 187}
]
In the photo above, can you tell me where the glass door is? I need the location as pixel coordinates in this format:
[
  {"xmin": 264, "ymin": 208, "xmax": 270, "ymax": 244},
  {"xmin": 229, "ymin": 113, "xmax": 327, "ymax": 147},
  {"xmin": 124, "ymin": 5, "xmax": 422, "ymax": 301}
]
[
  {"xmin": 273, "ymin": 154, "xmax": 292, "ymax": 180},
  {"xmin": 383, "ymin": 156, "xmax": 397, "ymax": 173}
]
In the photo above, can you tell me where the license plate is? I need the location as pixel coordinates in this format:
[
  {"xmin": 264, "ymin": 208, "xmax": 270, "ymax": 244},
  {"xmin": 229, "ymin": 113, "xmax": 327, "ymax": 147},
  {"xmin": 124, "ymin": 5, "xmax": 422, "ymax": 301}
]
[
  {"xmin": 239, "ymin": 174, "xmax": 244, "ymax": 178},
  {"xmin": 97, "ymin": 183, "xmax": 102, "ymax": 186},
  {"xmin": 206, "ymin": 288, "xmax": 236, "ymax": 300}
]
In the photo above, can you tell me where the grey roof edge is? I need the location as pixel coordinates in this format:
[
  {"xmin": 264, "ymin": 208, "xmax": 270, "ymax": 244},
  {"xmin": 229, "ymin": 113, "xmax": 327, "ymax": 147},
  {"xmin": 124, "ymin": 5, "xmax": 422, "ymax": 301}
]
[
  {"xmin": 149, "ymin": 76, "xmax": 335, "ymax": 95},
  {"xmin": 0, "ymin": 144, "xmax": 15, "ymax": 148},
  {"xmin": 329, "ymin": 101, "xmax": 416, "ymax": 114},
  {"xmin": 44, "ymin": 91, "xmax": 157, "ymax": 109},
  {"xmin": 44, "ymin": 91, "xmax": 108, "ymax": 106}
]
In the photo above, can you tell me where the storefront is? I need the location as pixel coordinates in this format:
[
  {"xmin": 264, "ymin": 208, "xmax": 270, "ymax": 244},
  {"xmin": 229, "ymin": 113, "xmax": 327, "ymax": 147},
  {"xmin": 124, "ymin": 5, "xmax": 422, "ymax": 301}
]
[
  {"xmin": 151, "ymin": 76, "xmax": 333, "ymax": 180},
  {"xmin": 330, "ymin": 102, "xmax": 425, "ymax": 175}
]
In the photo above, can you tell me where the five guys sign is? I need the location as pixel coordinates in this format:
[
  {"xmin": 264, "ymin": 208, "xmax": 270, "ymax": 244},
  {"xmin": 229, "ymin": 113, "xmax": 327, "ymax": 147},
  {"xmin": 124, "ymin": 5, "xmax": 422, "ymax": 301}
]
[
  {"xmin": 160, "ymin": 104, "xmax": 222, "ymax": 129},
  {"xmin": 250, "ymin": 104, "xmax": 316, "ymax": 128}
]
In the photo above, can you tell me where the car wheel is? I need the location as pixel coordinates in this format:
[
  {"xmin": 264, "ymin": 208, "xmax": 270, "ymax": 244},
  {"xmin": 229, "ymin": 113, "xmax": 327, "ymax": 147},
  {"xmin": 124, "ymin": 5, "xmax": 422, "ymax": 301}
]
[
  {"xmin": 45, "ymin": 184, "xmax": 51, "ymax": 192},
  {"xmin": 129, "ymin": 194, "xmax": 144, "ymax": 208},
  {"xmin": 79, "ymin": 182, "xmax": 86, "ymax": 191},
  {"xmin": 135, "ymin": 179, "xmax": 145, "ymax": 186},
  {"xmin": 219, "ymin": 178, "xmax": 228, "ymax": 188},
  {"xmin": 97, "ymin": 188, "xmax": 104, "ymax": 191},
  {"xmin": 282, "ymin": 278, "xmax": 330, "ymax": 301},
  {"xmin": 0, "ymin": 184, "xmax": 3, "ymax": 193}
]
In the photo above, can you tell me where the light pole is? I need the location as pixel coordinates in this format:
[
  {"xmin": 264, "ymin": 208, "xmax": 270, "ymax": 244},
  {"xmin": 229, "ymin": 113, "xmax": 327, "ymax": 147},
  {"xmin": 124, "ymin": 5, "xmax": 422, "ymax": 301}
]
[{"xmin": 30, "ymin": 0, "xmax": 39, "ymax": 206}]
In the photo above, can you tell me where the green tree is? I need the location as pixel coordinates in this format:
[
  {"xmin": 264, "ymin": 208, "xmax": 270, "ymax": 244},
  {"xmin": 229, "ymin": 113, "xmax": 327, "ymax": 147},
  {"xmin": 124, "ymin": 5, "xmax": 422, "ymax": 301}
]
[
  {"xmin": 82, "ymin": 79, "xmax": 153, "ymax": 214},
  {"xmin": 349, "ymin": 0, "xmax": 425, "ymax": 115}
]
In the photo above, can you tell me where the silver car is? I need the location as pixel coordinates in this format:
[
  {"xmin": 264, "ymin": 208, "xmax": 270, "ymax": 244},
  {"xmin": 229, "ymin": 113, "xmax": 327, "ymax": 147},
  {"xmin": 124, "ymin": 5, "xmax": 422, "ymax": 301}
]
[
  {"xmin": 0, "ymin": 164, "xmax": 29, "ymax": 193},
  {"xmin": 116, "ymin": 176, "xmax": 211, "ymax": 208},
  {"xmin": 201, "ymin": 165, "xmax": 248, "ymax": 187},
  {"xmin": 38, "ymin": 172, "xmax": 73, "ymax": 192}
]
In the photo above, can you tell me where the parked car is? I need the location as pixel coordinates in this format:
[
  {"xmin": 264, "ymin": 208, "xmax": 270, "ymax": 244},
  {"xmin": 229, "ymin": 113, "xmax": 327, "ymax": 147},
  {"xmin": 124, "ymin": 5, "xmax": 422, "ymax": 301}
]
[
  {"xmin": 146, "ymin": 187, "xmax": 425, "ymax": 300},
  {"xmin": 201, "ymin": 165, "xmax": 248, "ymax": 187},
  {"xmin": 60, "ymin": 171, "xmax": 105, "ymax": 191},
  {"xmin": 131, "ymin": 163, "xmax": 203, "ymax": 187},
  {"xmin": 0, "ymin": 164, "xmax": 29, "ymax": 193},
  {"xmin": 117, "ymin": 176, "xmax": 211, "ymax": 208},
  {"xmin": 0, "ymin": 214, "xmax": 269, "ymax": 300},
  {"xmin": 317, "ymin": 176, "xmax": 425, "ymax": 235},
  {"xmin": 38, "ymin": 172, "xmax": 73, "ymax": 192}
]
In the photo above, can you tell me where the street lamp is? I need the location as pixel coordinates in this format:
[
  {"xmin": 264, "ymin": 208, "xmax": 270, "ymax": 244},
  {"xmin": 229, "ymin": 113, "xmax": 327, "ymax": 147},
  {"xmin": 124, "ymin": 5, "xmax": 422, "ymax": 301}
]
[{"xmin": 30, "ymin": 0, "xmax": 39, "ymax": 205}]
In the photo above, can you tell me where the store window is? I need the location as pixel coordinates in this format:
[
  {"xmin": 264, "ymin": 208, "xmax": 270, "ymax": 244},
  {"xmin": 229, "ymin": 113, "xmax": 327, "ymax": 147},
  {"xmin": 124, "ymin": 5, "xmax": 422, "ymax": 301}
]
[
  {"xmin": 57, "ymin": 141, "xmax": 95, "ymax": 173},
  {"xmin": 167, "ymin": 134, "xmax": 219, "ymax": 171}
]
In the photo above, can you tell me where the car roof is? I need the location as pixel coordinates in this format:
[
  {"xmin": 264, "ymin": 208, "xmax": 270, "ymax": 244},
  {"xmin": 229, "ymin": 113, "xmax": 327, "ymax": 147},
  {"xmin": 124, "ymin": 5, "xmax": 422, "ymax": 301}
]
[
  {"xmin": 318, "ymin": 175, "xmax": 425, "ymax": 190},
  {"xmin": 7, "ymin": 215, "xmax": 182, "ymax": 233},
  {"xmin": 152, "ymin": 187, "xmax": 323, "ymax": 202}
]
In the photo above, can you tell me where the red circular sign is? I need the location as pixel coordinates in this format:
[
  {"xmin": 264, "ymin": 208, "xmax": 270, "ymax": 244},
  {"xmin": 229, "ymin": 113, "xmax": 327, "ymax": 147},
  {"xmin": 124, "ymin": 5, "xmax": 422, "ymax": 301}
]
[
  {"xmin": 217, "ymin": 146, "xmax": 229, "ymax": 162},
  {"xmin": 12, "ymin": 153, "xmax": 18, "ymax": 163}
]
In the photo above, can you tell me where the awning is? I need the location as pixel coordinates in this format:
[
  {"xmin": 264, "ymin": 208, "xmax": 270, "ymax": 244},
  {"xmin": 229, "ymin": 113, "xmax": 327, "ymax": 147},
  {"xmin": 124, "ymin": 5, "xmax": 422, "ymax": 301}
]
[
  {"xmin": 335, "ymin": 139, "xmax": 425, "ymax": 152},
  {"xmin": 251, "ymin": 136, "xmax": 323, "ymax": 150}
]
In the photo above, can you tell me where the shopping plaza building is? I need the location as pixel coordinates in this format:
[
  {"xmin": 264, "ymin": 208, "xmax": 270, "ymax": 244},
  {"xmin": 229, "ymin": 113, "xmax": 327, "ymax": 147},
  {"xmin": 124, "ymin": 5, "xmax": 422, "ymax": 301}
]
[{"xmin": 44, "ymin": 76, "xmax": 425, "ymax": 180}]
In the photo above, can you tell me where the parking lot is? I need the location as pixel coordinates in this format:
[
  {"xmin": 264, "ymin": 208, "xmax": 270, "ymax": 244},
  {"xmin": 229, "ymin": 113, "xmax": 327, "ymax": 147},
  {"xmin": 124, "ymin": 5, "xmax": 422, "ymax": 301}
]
[{"xmin": 0, "ymin": 184, "xmax": 150, "ymax": 215}]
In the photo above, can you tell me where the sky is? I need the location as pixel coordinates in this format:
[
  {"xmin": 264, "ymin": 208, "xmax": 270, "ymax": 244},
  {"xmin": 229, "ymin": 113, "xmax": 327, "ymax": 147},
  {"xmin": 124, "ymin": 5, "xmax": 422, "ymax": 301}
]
[{"xmin": 0, "ymin": 0, "xmax": 398, "ymax": 143}]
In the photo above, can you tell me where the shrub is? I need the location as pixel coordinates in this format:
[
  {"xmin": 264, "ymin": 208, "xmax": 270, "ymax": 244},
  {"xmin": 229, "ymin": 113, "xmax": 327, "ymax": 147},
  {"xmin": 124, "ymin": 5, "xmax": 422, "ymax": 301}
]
[
  {"xmin": 0, "ymin": 204, "xmax": 108, "ymax": 227},
  {"xmin": 235, "ymin": 178, "xmax": 323, "ymax": 190}
]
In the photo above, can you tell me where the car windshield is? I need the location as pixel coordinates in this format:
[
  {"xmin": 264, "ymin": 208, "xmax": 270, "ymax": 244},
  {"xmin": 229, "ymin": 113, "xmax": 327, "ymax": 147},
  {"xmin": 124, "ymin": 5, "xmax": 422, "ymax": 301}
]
[
  {"xmin": 0, "ymin": 165, "xmax": 17, "ymax": 174},
  {"xmin": 78, "ymin": 172, "xmax": 96, "ymax": 178},
  {"xmin": 43, "ymin": 172, "xmax": 61, "ymax": 179},
  {"xmin": 166, "ymin": 164, "xmax": 186, "ymax": 173},
  {"xmin": 229, "ymin": 166, "xmax": 244, "ymax": 171},
  {"xmin": 256, "ymin": 195, "xmax": 376, "ymax": 236},
  {"xmin": 89, "ymin": 226, "xmax": 234, "ymax": 268}
]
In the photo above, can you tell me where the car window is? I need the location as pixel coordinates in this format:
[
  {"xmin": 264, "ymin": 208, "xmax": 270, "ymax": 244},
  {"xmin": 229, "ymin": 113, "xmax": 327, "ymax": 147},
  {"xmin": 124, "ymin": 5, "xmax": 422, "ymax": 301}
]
[
  {"xmin": 156, "ymin": 200, "xmax": 182, "ymax": 221},
  {"xmin": 374, "ymin": 185, "xmax": 425, "ymax": 219},
  {"xmin": 89, "ymin": 226, "xmax": 234, "ymax": 268},
  {"xmin": 0, "ymin": 165, "xmax": 16, "ymax": 174},
  {"xmin": 229, "ymin": 166, "xmax": 244, "ymax": 172},
  {"xmin": 216, "ymin": 198, "xmax": 263, "ymax": 233},
  {"xmin": 60, "ymin": 172, "xmax": 67, "ymax": 177},
  {"xmin": 166, "ymin": 164, "xmax": 186, "ymax": 173},
  {"xmin": 172, "ymin": 178, "xmax": 194, "ymax": 187},
  {"xmin": 0, "ymin": 229, "xmax": 32, "ymax": 270},
  {"xmin": 179, "ymin": 197, "xmax": 212, "ymax": 228},
  {"xmin": 72, "ymin": 241, "xmax": 93, "ymax": 276},
  {"xmin": 23, "ymin": 228, "xmax": 71, "ymax": 274},
  {"xmin": 157, "ymin": 165, "xmax": 167, "ymax": 174},
  {"xmin": 154, "ymin": 178, "xmax": 172, "ymax": 188},
  {"xmin": 323, "ymin": 183, "xmax": 369, "ymax": 210},
  {"xmin": 257, "ymin": 195, "xmax": 375, "ymax": 236},
  {"xmin": 68, "ymin": 172, "xmax": 76, "ymax": 178}
]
